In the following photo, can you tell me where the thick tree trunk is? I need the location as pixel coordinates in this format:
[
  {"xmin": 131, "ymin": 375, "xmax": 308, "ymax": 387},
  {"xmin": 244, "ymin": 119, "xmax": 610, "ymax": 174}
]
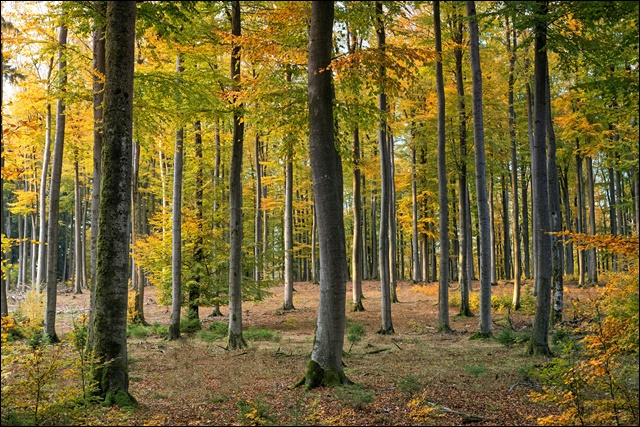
[
  {"xmin": 92, "ymin": 0, "xmax": 136, "ymax": 406},
  {"xmin": 300, "ymin": 0, "xmax": 350, "ymax": 389},
  {"xmin": 44, "ymin": 23, "xmax": 68, "ymax": 342},
  {"xmin": 228, "ymin": 1, "xmax": 247, "ymax": 350},
  {"xmin": 467, "ymin": 0, "xmax": 491, "ymax": 337},
  {"xmin": 530, "ymin": 0, "xmax": 552, "ymax": 356},
  {"xmin": 88, "ymin": 4, "xmax": 105, "ymax": 348},
  {"xmin": 435, "ymin": 0, "xmax": 450, "ymax": 331},
  {"xmin": 545, "ymin": 65, "xmax": 563, "ymax": 323}
]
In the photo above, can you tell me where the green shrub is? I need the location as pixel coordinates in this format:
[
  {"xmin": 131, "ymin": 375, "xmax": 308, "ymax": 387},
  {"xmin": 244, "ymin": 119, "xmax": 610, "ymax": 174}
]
[
  {"xmin": 126, "ymin": 323, "xmax": 149, "ymax": 339},
  {"xmin": 244, "ymin": 327, "xmax": 280, "ymax": 342}
]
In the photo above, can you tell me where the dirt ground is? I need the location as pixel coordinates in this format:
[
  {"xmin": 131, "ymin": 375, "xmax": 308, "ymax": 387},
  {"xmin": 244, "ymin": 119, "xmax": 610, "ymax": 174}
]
[{"xmin": 13, "ymin": 278, "xmax": 563, "ymax": 426}]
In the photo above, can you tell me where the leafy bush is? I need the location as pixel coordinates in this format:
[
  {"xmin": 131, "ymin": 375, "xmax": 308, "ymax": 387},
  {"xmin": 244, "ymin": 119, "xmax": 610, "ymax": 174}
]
[{"xmin": 530, "ymin": 233, "xmax": 639, "ymax": 426}]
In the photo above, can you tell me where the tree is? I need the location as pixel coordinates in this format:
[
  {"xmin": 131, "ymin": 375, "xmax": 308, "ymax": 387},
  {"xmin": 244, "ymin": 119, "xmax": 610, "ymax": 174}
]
[
  {"xmin": 467, "ymin": 1, "xmax": 492, "ymax": 338},
  {"xmin": 227, "ymin": 0, "xmax": 247, "ymax": 350},
  {"xmin": 92, "ymin": 0, "xmax": 136, "ymax": 406},
  {"xmin": 298, "ymin": 0, "xmax": 350, "ymax": 389},
  {"xmin": 434, "ymin": 0, "xmax": 450, "ymax": 332},
  {"xmin": 43, "ymin": 22, "xmax": 67, "ymax": 343},
  {"xmin": 376, "ymin": 0, "xmax": 394, "ymax": 336},
  {"xmin": 168, "ymin": 53, "xmax": 184, "ymax": 341},
  {"xmin": 529, "ymin": 0, "xmax": 553, "ymax": 356}
]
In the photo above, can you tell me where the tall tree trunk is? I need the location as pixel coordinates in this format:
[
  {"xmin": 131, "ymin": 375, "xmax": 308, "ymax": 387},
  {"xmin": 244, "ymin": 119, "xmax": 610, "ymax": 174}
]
[
  {"xmin": 388, "ymin": 133, "xmax": 399, "ymax": 303},
  {"xmin": 254, "ymin": 134, "xmax": 262, "ymax": 284},
  {"xmin": 575, "ymin": 141, "xmax": 586, "ymax": 287},
  {"xmin": 545, "ymin": 64, "xmax": 563, "ymax": 323},
  {"xmin": 44, "ymin": 23, "xmax": 68, "ymax": 342},
  {"xmin": 586, "ymin": 156, "xmax": 597, "ymax": 283},
  {"xmin": 228, "ymin": 0, "xmax": 247, "ymax": 349},
  {"xmin": 168, "ymin": 54, "xmax": 184, "ymax": 341},
  {"xmin": 352, "ymin": 124, "xmax": 365, "ymax": 310},
  {"xmin": 507, "ymin": 17, "xmax": 522, "ymax": 309},
  {"xmin": 371, "ymin": 188, "xmax": 378, "ymax": 279},
  {"xmin": 74, "ymin": 151, "xmax": 83, "ymax": 294},
  {"xmin": 608, "ymin": 163, "xmax": 617, "ymax": 271},
  {"xmin": 36, "ymin": 64, "xmax": 53, "ymax": 291},
  {"xmin": 522, "ymin": 166, "xmax": 531, "ymax": 280},
  {"xmin": 411, "ymin": 142, "xmax": 421, "ymax": 283},
  {"xmin": 188, "ymin": 121, "xmax": 203, "ymax": 322},
  {"xmin": 560, "ymin": 167, "xmax": 574, "ymax": 275},
  {"xmin": 300, "ymin": 0, "xmax": 350, "ymax": 389},
  {"xmin": 283, "ymin": 153, "xmax": 295, "ymax": 310},
  {"xmin": 467, "ymin": 0, "xmax": 491, "ymax": 337},
  {"xmin": 311, "ymin": 203, "xmax": 318, "ymax": 284},
  {"xmin": 376, "ymin": 1, "xmax": 394, "ymax": 335},
  {"xmin": 88, "ymin": 3, "xmax": 105, "ymax": 348},
  {"xmin": 453, "ymin": 8, "xmax": 470, "ymax": 311},
  {"xmin": 529, "ymin": 0, "xmax": 552, "ymax": 356},
  {"xmin": 488, "ymin": 175, "xmax": 497, "ymax": 284},
  {"xmin": 501, "ymin": 174, "xmax": 512, "ymax": 280},
  {"xmin": 131, "ymin": 140, "xmax": 147, "ymax": 325},
  {"xmin": 92, "ymin": 0, "xmax": 136, "ymax": 406},
  {"xmin": 211, "ymin": 119, "xmax": 224, "ymax": 316},
  {"xmin": 435, "ymin": 0, "xmax": 450, "ymax": 331}
]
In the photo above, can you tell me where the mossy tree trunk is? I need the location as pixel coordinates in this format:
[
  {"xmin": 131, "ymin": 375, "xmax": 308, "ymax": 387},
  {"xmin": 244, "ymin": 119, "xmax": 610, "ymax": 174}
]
[
  {"xmin": 92, "ymin": 0, "xmax": 136, "ymax": 407},
  {"xmin": 300, "ymin": 0, "xmax": 350, "ymax": 389}
]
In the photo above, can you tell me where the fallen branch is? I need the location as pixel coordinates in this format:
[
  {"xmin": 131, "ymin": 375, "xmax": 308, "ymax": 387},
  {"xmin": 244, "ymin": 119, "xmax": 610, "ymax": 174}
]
[
  {"xmin": 365, "ymin": 347, "xmax": 392, "ymax": 354},
  {"xmin": 425, "ymin": 401, "xmax": 489, "ymax": 423},
  {"xmin": 392, "ymin": 340, "xmax": 403, "ymax": 350}
]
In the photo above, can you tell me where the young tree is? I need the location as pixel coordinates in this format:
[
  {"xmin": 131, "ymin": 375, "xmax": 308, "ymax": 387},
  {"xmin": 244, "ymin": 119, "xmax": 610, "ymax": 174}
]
[
  {"xmin": 298, "ymin": 0, "xmax": 350, "ymax": 389},
  {"xmin": 43, "ymin": 22, "xmax": 68, "ymax": 343},
  {"xmin": 434, "ymin": 0, "xmax": 450, "ymax": 331},
  {"xmin": 467, "ymin": 1, "xmax": 492, "ymax": 337},
  {"xmin": 227, "ymin": 0, "xmax": 247, "ymax": 350},
  {"xmin": 92, "ymin": 0, "xmax": 136, "ymax": 406}
]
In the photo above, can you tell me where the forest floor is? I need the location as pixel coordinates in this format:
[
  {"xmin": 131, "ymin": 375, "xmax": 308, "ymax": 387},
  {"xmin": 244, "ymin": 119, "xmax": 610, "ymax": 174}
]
[{"xmin": 14, "ymin": 278, "xmax": 577, "ymax": 426}]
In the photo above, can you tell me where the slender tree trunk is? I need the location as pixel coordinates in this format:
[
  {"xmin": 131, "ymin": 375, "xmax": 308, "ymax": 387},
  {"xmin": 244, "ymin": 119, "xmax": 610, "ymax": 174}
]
[
  {"xmin": 254, "ymin": 134, "xmax": 262, "ymax": 284},
  {"xmin": 371, "ymin": 188, "xmax": 378, "ymax": 279},
  {"xmin": 586, "ymin": 156, "xmax": 598, "ymax": 283},
  {"xmin": 168, "ymin": 54, "xmax": 184, "ymax": 341},
  {"xmin": 131, "ymin": 140, "xmax": 147, "ymax": 325},
  {"xmin": 92, "ymin": 1, "xmax": 136, "ymax": 405},
  {"xmin": 283, "ymin": 153, "xmax": 295, "ymax": 310},
  {"xmin": 435, "ymin": 0, "xmax": 450, "ymax": 331},
  {"xmin": 36, "ymin": 90, "xmax": 53, "ymax": 291},
  {"xmin": 74, "ymin": 151, "xmax": 83, "ymax": 294},
  {"xmin": 576, "ymin": 141, "xmax": 586, "ymax": 287},
  {"xmin": 467, "ymin": 0, "xmax": 491, "ymax": 337},
  {"xmin": 188, "ymin": 121, "xmax": 203, "ymax": 322},
  {"xmin": 608, "ymin": 163, "xmax": 617, "ymax": 271},
  {"xmin": 560, "ymin": 168, "xmax": 574, "ymax": 275},
  {"xmin": 228, "ymin": 0, "xmax": 247, "ymax": 349},
  {"xmin": 411, "ymin": 142, "xmax": 421, "ymax": 283},
  {"xmin": 311, "ymin": 204, "xmax": 318, "ymax": 284},
  {"xmin": 388, "ymin": 133, "xmax": 399, "ymax": 303},
  {"xmin": 44, "ymin": 23, "xmax": 68, "ymax": 342},
  {"xmin": 501, "ymin": 174, "xmax": 512, "ymax": 280},
  {"xmin": 530, "ymin": 0, "xmax": 552, "ymax": 356},
  {"xmin": 300, "ymin": 0, "xmax": 350, "ymax": 388},
  {"xmin": 507, "ymin": 18, "xmax": 522, "ymax": 309},
  {"xmin": 376, "ymin": 1, "xmax": 393, "ymax": 335},
  {"xmin": 211, "ymin": 119, "xmax": 224, "ymax": 316},
  {"xmin": 488, "ymin": 175, "xmax": 497, "ymax": 285},
  {"xmin": 352, "ymin": 124, "xmax": 364, "ymax": 310}
]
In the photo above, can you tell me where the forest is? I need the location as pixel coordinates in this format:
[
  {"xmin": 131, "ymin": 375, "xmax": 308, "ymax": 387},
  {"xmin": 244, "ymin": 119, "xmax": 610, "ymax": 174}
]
[{"xmin": 1, "ymin": 1, "xmax": 638, "ymax": 426}]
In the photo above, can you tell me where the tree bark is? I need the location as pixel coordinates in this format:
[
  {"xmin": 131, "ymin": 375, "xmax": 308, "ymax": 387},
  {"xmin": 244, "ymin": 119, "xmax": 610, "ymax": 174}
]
[
  {"xmin": 88, "ymin": 3, "xmax": 105, "ymax": 348},
  {"xmin": 586, "ymin": 156, "xmax": 597, "ymax": 283},
  {"xmin": 376, "ymin": 1, "xmax": 394, "ymax": 335},
  {"xmin": 300, "ymin": 0, "xmax": 350, "ymax": 389},
  {"xmin": 529, "ymin": 0, "xmax": 552, "ymax": 356},
  {"xmin": 92, "ymin": 0, "xmax": 136, "ymax": 406},
  {"xmin": 352, "ymin": 124, "xmax": 365, "ymax": 310},
  {"xmin": 283, "ymin": 152, "xmax": 295, "ymax": 310},
  {"xmin": 74, "ymin": 151, "xmax": 83, "ymax": 294},
  {"xmin": 411, "ymin": 142, "xmax": 421, "ymax": 283},
  {"xmin": 227, "ymin": 0, "xmax": 247, "ymax": 349},
  {"xmin": 44, "ymin": 23, "xmax": 68, "ymax": 342},
  {"xmin": 467, "ymin": 0, "xmax": 491, "ymax": 337},
  {"xmin": 168, "ymin": 54, "xmax": 184, "ymax": 341},
  {"xmin": 435, "ymin": 0, "xmax": 450, "ymax": 331}
]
